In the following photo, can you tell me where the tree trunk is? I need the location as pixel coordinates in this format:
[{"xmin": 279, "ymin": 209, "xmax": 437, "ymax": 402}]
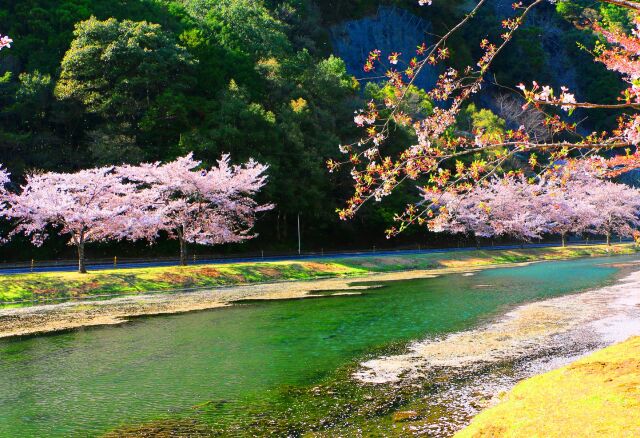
[
  {"xmin": 179, "ymin": 235, "xmax": 188, "ymax": 266},
  {"xmin": 561, "ymin": 233, "xmax": 566, "ymax": 248},
  {"xmin": 77, "ymin": 241, "xmax": 87, "ymax": 274},
  {"xmin": 606, "ymin": 232, "xmax": 611, "ymax": 246}
]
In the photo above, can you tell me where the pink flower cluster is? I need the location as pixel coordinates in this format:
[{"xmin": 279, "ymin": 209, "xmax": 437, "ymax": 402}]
[
  {"xmin": 0, "ymin": 35, "xmax": 12, "ymax": 51},
  {"xmin": 516, "ymin": 82, "xmax": 577, "ymax": 112}
]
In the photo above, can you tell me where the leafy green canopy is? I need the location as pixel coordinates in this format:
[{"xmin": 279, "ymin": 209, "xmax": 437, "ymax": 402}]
[
  {"xmin": 0, "ymin": 0, "xmax": 630, "ymax": 258},
  {"xmin": 0, "ymin": 0, "xmax": 376, "ymax": 255}
]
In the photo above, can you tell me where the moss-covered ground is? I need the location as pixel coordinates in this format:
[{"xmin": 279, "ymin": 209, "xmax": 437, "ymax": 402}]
[
  {"xmin": 0, "ymin": 243, "xmax": 634, "ymax": 304},
  {"xmin": 456, "ymin": 336, "xmax": 640, "ymax": 437}
]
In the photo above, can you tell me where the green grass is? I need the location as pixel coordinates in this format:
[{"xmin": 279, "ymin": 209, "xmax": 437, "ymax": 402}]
[
  {"xmin": 0, "ymin": 244, "xmax": 635, "ymax": 304},
  {"xmin": 336, "ymin": 244, "xmax": 636, "ymax": 272},
  {"xmin": 0, "ymin": 261, "xmax": 366, "ymax": 304}
]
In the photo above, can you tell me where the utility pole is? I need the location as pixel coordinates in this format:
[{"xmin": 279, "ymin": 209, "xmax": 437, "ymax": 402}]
[{"xmin": 297, "ymin": 213, "xmax": 301, "ymax": 255}]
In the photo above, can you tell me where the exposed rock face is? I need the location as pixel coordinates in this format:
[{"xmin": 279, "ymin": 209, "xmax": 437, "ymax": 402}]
[
  {"xmin": 328, "ymin": 4, "xmax": 578, "ymax": 99},
  {"xmin": 329, "ymin": 2, "xmax": 594, "ymax": 134},
  {"xmin": 329, "ymin": 6, "xmax": 438, "ymax": 91}
]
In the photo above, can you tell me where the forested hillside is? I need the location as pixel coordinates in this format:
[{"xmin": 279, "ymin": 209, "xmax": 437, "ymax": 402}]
[{"xmin": 0, "ymin": 0, "xmax": 629, "ymax": 260}]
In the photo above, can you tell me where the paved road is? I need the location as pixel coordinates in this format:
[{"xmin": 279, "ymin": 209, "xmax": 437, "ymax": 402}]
[{"xmin": 0, "ymin": 240, "xmax": 623, "ymax": 275}]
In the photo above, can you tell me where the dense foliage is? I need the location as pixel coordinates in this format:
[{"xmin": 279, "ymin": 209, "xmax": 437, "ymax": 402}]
[
  {"xmin": 0, "ymin": 0, "xmax": 632, "ymax": 261},
  {"xmin": 0, "ymin": 0, "xmax": 364, "ymax": 259}
]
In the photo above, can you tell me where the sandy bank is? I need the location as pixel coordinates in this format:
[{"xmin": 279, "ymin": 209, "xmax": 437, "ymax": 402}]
[{"xmin": 0, "ymin": 264, "xmax": 515, "ymax": 339}]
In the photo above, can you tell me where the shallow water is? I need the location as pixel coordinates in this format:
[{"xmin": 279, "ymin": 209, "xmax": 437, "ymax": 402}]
[{"xmin": 0, "ymin": 255, "xmax": 636, "ymax": 436}]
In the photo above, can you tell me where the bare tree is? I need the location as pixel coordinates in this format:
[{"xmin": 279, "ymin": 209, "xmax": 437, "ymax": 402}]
[{"xmin": 495, "ymin": 94, "xmax": 551, "ymax": 142}]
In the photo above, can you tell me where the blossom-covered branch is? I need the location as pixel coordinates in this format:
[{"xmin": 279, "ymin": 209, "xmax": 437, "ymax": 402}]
[{"xmin": 332, "ymin": 0, "xmax": 640, "ymax": 237}]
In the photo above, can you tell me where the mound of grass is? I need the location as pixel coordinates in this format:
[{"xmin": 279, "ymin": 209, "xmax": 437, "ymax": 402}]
[
  {"xmin": 0, "ymin": 261, "xmax": 366, "ymax": 303},
  {"xmin": 456, "ymin": 336, "xmax": 640, "ymax": 437}
]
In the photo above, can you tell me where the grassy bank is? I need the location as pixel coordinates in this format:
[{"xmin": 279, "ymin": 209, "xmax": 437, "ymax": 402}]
[
  {"xmin": 0, "ymin": 244, "xmax": 635, "ymax": 304},
  {"xmin": 456, "ymin": 336, "xmax": 640, "ymax": 437}
]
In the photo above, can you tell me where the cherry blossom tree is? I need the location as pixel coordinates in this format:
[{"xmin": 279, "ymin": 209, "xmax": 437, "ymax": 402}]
[
  {"xmin": 488, "ymin": 177, "xmax": 551, "ymax": 244},
  {"xmin": 6, "ymin": 167, "xmax": 141, "ymax": 273},
  {"xmin": 430, "ymin": 175, "xmax": 551, "ymax": 246},
  {"xmin": 537, "ymin": 160, "xmax": 640, "ymax": 245},
  {"xmin": 540, "ymin": 163, "xmax": 606, "ymax": 246},
  {"xmin": 585, "ymin": 179, "xmax": 640, "ymax": 245},
  {"xmin": 118, "ymin": 153, "xmax": 272, "ymax": 266},
  {"xmin": 431, "ymin": 162, "xmax": 640, "ymax": 246},
  {"xmin": 543, "ymin": 183, "xmax": 595, "ymax": 247},
  {"xmin": 330, "ymin": 0, "xmax": 640, "ymax": 238},
  {"xmin": 427, "ymin": 185, "xmax": 494, "ymax": 246}
]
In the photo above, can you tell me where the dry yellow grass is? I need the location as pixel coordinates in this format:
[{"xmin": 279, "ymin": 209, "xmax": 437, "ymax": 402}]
[{"xmin": 456, "ymin": 336, "xmax": 640, "ymax": 438}]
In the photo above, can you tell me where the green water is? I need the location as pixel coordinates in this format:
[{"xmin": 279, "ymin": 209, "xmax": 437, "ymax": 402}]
[{"xmin": 0, "ymin": 255, "xmax": 635, "ymax": 436}]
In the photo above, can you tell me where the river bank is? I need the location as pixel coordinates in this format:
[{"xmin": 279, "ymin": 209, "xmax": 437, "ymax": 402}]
[
  {"xmin": 0, "ymin": 244, "xmax": 634, "ymax": 304},
  {"xmin": 456, "ymin": 336, "xmax": 640, "ymax": 437},
  {"xmin": 0, "ymin": 244, "xmax": 635, "ymax": 339},
  {"xmin": 0, "ymin": 264, "xmax": 521, "ymax": 338}
]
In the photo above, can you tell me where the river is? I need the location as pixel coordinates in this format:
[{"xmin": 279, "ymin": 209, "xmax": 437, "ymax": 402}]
[{"xmin": 0, "ymin": 254, "xmax": 638, "ymax": 436}]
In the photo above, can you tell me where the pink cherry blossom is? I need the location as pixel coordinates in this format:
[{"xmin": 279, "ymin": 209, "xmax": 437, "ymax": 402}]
[
  {"xmin": 6, "ymin": 167, "xmax": 141, "ymax": 273},
  {"xmin": 431, "ymin": 166, "xmax": 640, "ymax": 246},
  {"xmin": 0, "ymin": 35, "xmax": 12, "ymax": 51},
  {"xmin": 118, "ymin": 153, "xmax": 272, "ymax": 265},
  {"xmin": 584, "ymin": 179, "xmax": 640, "ymax": 245}
]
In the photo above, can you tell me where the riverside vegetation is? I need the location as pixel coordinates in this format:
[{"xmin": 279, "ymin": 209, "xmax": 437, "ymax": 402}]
[{"xmin": 0, "ymin": 243, "xmax": 634, "ymax": 304}]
